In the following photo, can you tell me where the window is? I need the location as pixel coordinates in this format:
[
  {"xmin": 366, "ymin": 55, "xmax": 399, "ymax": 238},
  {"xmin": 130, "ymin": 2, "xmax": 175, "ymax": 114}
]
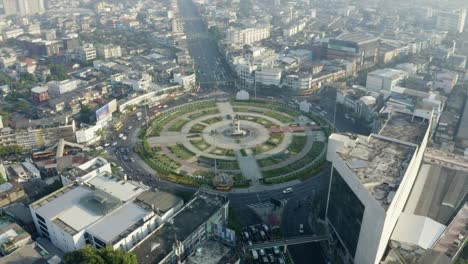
[
  {"xmin": 36, "ymin": 213, "xmax": 46, "ymax": 224},
  {"xmin": 327, "ymin": 168, "xmax": 365, "ymax": 257}
]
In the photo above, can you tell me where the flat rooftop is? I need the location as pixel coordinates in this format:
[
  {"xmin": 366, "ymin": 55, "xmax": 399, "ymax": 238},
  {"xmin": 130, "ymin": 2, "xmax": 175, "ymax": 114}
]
[
  {"xmin": 336, "ymin": 114, "xmax": 427, "ymax": 210},
  {"xmin": 135, "ymin": 190, "xmax": 183, "ymax": 214},
  {"xmin": 132, "ymin": 193, "xmax": 228, "ymax": 264},
  {"xmin": 186, "ymin": 240, "xmax": 232, "ymax": 264},
  {"xmin": 378, "ymin": 113, "xmax": 428, "ymax": 145},
  {"xmin": 368, "ymin": 68, "xmax": 407, "ymax": 80},
  {"xmin": 335, "ymin": 32, "xmax": 379, "ymax": 45},
  {"xmin": 87, "ymin": 202, "xmax": 150, "ymax": 243},
  {"xmin": 407, "ymin": 149, "xmax": 468, "ymax": 225},
  {"xmin": 31, "ymin": 173, "xmax": 150, "ymax": 235}
]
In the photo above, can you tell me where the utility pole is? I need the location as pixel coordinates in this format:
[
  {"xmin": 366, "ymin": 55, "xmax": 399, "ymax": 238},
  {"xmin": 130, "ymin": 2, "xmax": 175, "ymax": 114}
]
[
  {"xmin": 254, "ymin": 78, "xmax": 257, "ymax": 99},
  {"xmin": 144, "ymin": 104, "xmax": 149, "ymax": 126}
]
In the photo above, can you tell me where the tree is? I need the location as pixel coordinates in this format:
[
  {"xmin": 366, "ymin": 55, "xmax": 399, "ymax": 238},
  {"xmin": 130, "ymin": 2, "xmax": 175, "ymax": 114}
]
[
  {"xmin": 64, "ymin": 245, "xmax": 137, "ymax": 264},
  {"xmin": 0, "ymin": 145, "xmax": 23, "ymax": 157},
  {"xmin": 64, "ymin": 246, "xmax": 105, "ymax": 264},
  {"xmin": 79, "ymin": 105, "xmax": 97, "ymax": 124},
  {"xmin": 100, "ymin": 246, "xmax": 138, "ymax": 264},
  {"xmin": 48, "ymin": 64, "xmax": 69, "ymax": 81}
]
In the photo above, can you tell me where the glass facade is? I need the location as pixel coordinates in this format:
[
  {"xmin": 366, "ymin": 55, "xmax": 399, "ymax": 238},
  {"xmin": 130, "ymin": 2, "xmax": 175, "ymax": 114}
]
[{"xmin": 328, "ymin": 167, "xmax": 364, "ymax": 257}]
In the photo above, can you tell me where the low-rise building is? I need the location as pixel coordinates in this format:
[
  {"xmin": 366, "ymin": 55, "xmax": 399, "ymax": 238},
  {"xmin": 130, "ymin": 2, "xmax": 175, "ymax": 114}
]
[
  {"xmin": 0, "ymin": 182, "xmax": 26, "ymax": 207},
  {"xmin": 0, "ymin": 50, "xmax": 17, "ymax": 68},
  {"xmin": 31, "ymin": 86, "xmax": 49, "ymax": 103},
  {"xmin": 227, "ymin": 27, "xmax": 271, "ymax": 45},
  {"xmin": 15, "ymin": 58, "xmax": 37, "ymax": 74},
  {"xmin": 96, "ymin": 44, "xmax": 122, "ymax": 59},
  {"xmin": 76, "ymin": 43, "xmax": 97, "ymax": 62},
  {"xmin": 112, "ymin": 71, "xmax": 153, "ymax": 91},
  {"xmin": 2, "ymin": 28, "xmax": 24, "ymax": 40},
  {"xmin": 47, "ymin": 79, "xmax": 81, "ymax": 97},
  {"xmin": 0, "ymin": 120, "xmax": 75, "ymax": 149},
  {"xmin": 131, "ymin": 192, "xmax": 229, "ymax": 264},
  {"xmin": 30, "ymin": 172, "xmax": 183, "ymax": 253},
  {"xmin": 255, "ymin": 67, "xmax": 282, "ymax": 87},
  {"xmin": 433, "ymin": 70, "xmax": 458, "ymax": 94},
  {"xmin": 366, "ymin": 68, "xmax": 408, "ymax": 92},
  {"xmin": 173, "ymin": 71, "xmax": 195, "ymax": 89},
  {"xmin": 0, "ymin": 222, "xmax": 32, "ymax": 256}
]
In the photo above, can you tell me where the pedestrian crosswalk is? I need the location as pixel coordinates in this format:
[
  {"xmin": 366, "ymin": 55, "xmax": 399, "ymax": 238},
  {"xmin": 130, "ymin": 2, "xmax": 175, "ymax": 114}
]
[{"xmin": 248, "ymin": 199, "xmax": 288, "ymax": 209}]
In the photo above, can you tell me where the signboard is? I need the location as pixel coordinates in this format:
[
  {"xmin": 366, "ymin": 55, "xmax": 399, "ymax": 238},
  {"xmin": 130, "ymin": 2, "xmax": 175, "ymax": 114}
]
[
  {"xmin": 211, "ymin": 223, "xmax": 236, "ymax": 244},
  {"xmin": 96, "ymin": 99, "xmax": 117, "ymax": 121}
]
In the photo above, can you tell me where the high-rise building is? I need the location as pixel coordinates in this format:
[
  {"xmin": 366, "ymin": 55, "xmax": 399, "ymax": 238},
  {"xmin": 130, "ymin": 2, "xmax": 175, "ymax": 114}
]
[
  {"xmin": 2, "ymin": 0, "xmax": 19, "ymax": 15},
  {"xmin": 2, "ymin": 0, "xmax": 44, "ymax": 15},
  {"xmin": 326, "ymin": 112, "xmax": 433, "ymax": 264},
  {"xmin": 436, "ymin": 8, "xmax": 466, "ymax": 33}
]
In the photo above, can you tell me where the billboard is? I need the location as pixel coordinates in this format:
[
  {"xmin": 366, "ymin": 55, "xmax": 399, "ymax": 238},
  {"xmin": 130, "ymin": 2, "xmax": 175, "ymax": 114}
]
[
  {"xmin": 211, "ymin": 223, "xmax": 236, "ymax": 245},
  {"xmin": 96, "ymin": 99, "xmax": 117, "ymax": 121}
]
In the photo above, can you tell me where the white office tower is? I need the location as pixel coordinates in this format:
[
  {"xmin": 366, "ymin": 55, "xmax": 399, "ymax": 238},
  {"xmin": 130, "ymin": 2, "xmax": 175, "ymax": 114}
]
[
  {"xmin": 436, "ymin": 8, "xmax": 466, "ymax": 33},
  {"xmin": 2, "ymin": 0, "xmax": 44, "ymax": 15},
  {"xmin": 325, "ymin": 112, "xmax": 433, "ymax": 264}
]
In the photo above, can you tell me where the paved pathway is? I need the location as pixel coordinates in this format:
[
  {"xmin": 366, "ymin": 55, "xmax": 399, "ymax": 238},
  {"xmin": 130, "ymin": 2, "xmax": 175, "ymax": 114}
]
[
  {"xmin": 236, "ymin": 149, "xmax": 263, "ymax": 181},
  {"xmin": 217, "ymin": 102, "xmax": 234, "ymax": 118}
]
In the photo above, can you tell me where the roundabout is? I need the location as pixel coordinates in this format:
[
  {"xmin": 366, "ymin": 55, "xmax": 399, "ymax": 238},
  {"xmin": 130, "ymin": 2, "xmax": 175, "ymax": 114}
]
[{"xmin": 136, "ymin": 99, "xmax": 330, "ymax": 189}]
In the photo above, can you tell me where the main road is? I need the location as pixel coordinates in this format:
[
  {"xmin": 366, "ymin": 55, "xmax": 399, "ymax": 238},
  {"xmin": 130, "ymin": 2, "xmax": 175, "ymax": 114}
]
[
  {"xmin": 178, "ymin": 0, "xmax": 234, "ymax": 92},
  {"xmin": 104, "ymin": 0, "xmax": 329, "ymax": 230},
  {"xmin": 104, "ymin": 102, "xmax": 329, "ymax": 228}
]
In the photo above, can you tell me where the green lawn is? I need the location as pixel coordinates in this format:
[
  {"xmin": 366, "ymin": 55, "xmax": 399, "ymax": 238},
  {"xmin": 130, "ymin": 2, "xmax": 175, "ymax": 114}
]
[
  {"xmin": 168, "ymin": 144, "xmax": 195, "ymax": 160},
  {"xmin": 288, "ymin": 136, "xmax": 307, "ymax": 154},
  {"xmin": 168, "ymin": 118, "xmax": 190, "ymax": 131},
  {"xmin": 263, "ymin": 142, "xmax": 325, "ymax": 178},
  {"xmin": 203, "ymin": 116, "xmax": 223, "ymax": 124},
  {"xmin": 189, "ymin": 123, "xmax": 207, "ymax": 133},
  {"xmin": 190, "ymin": 139, "xmax": 210, "ymax": 151}
]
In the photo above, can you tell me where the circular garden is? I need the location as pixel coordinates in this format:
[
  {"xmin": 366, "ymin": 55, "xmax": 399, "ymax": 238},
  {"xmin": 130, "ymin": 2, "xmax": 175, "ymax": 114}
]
[{"xmin": 135, "ymin": 99, "xmax": 332, "ymax": 189}]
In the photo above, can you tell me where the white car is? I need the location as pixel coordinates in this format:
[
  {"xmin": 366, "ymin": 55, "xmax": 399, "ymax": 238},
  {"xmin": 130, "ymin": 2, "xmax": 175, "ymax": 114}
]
[
  {"xmin": 299, "ymin": 224, "xmax": 304, "ymax": 234},
  {"xmin": 283, "ymin": 187, "xmax": 293, "ymax": 194}
]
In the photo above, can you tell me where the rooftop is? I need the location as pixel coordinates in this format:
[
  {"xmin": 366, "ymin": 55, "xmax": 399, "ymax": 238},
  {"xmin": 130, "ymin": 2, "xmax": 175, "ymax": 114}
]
[
  {"xmin": 87, "ymin": 202, "xmax": 150, "ymax": 243},
  {"xmin": 132, "ymin": 193, "xmax": 228, "ymax": 264},
  {"xmin": 406, "ymin": 149, "xmax": 468, "ymax": 225},
  {"xmin": 336, "ymin": 114, "xmax": 428, "ymax": 210},
  {"xmin": 335, "ymin": 32, "xmax": 379, "ymax": 45},
  {"xmin": 0, "ymin": 242, "xmax": 49, "ymax": 264},
  {"xmin": 31, "ymin": 173, "xmax": 149, "ymax": 235},
  {"xmin": 135, "ymin": 191, "xmax": 183, "ymax": 214},
  {"xmin": 368, "ymin": 68, "xmax": 407, "ymax": 80}
]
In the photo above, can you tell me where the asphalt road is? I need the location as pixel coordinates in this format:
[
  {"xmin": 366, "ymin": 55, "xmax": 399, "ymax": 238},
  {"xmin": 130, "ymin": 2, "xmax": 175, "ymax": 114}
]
[
  {"xmin": 178, "ymin": 0, "xmax": 234, "ymax": 92},
  {"xmin": 103, "ymin": 103, "xmax": 329, "ymax": 229}
]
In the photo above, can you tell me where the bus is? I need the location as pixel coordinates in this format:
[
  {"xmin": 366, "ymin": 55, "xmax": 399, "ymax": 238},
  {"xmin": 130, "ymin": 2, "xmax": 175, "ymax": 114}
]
[{"xmin": 114, "ymin": 121, "xmax": 123, "ymax": 131}]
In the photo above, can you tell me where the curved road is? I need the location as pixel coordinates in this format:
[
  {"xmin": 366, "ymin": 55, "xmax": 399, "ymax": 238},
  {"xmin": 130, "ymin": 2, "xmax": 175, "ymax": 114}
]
[
  {"xmin": 104, "ymin": 0, "xmax": 330, "ymax": 228},
  {"xmin": 105, "ymin": 99, "xmax": 328, "ymax": 227}
]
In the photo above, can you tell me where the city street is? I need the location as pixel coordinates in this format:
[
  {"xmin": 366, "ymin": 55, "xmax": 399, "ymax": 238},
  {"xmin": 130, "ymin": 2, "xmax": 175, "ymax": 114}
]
[{"xmin": 178, "ymin": 0, "xmax": 234, "ymax": 92}]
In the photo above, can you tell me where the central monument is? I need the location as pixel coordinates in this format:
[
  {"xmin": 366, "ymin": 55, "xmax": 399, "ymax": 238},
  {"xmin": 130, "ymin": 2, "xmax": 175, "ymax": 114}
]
[{"xmin": 229, "ymin": 116, "xmax": 247, "ymax": 136}]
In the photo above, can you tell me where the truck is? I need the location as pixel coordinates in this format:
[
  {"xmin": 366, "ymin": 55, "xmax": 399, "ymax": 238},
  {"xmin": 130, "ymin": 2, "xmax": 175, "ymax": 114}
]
[{"xmin": 136, "ymin": 112, "xmax": 142, "ymax": 121}]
